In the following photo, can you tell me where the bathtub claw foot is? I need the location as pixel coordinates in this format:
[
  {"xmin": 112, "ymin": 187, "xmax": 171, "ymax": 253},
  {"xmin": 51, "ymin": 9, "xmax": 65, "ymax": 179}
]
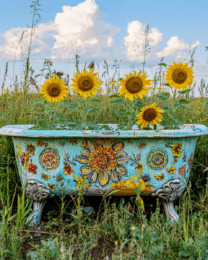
[
  {"xmin": 152, "ymin": 179, "xmax": 183, "ymax": 223},
  {"xmin": 26, "ymin": 178, "xmax": 54, "ymax": 227}
]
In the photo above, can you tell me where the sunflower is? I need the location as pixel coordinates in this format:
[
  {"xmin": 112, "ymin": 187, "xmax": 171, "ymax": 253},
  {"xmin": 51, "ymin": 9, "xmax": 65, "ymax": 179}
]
[
  {"xmin": 70, "ymin": 68, "xmax": 102, "ymax": 98},
  {"xmin": 165, "ymin": 61, "xmax": 194, "ymax": 90},
  {"xmin": 118, "ymin": 70, "xmax": 152, "ymax": 101},
  {"xmin": 136, "ymin": 103, "xmax": 164, "ymax": 129},
  {"xmin": 40, "ymin": 75, "xmax": 68, "ymax": 103}
]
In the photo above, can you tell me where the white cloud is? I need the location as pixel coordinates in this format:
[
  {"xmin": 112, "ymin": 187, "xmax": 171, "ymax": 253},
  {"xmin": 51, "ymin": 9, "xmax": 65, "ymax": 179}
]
[
  {"xmin": 157, "ymin": 36, "xmax": 200, "ymax": 59},
  {"xmin": 0, "ymin": 22, "xmax": 57, "ymax": 61},
  {"xmin": 51, "ymin": 0, "xmax": 120, "ymax": 61},
  {"xmin": 0, "ymin": 0, "xmax": 120, "ymax": 62},
  {"xmin": 123, "ymin": 21, "xmax": 163, "ymax": 62},
  {"xmin": 194, "ymin": 62, "xmax": 208, "ymax": 77}
]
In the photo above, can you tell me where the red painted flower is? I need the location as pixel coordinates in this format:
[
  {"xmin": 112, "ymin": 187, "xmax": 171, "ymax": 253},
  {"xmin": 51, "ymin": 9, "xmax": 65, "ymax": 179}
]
[
  {"xmin": 188, "ymin": 153, "xmax": 193, "ymax": 170},
  {"xmin": 21, "ymin": 152, "xmax": 29, "ymax": 166},
  {"xmin": 26, "ymin": 144, "xmax": 35, "ymax": 155},
  {"xmin": 64, "ymin": 164, "xmax": 74, "ymax": 175},
  {"xmin": 178, "ymin": 165, "xmax": 186, "ymax": 176},
  {"xmin": 28, "ymin": 163, "xmax": 38, "ymax": 174}
]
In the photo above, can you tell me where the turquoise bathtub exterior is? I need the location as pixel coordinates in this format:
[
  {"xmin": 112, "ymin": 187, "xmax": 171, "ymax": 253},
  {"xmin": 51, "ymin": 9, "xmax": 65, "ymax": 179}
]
[{"xmin": 0, "ymin": 124, "xmax": 207, "ymax": 225}]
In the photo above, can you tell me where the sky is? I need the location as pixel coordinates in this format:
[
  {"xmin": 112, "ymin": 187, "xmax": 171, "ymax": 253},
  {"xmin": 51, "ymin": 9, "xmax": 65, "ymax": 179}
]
[{"xmin": 0, "ymin": 0, "xmax": 208, "ymax": 95}]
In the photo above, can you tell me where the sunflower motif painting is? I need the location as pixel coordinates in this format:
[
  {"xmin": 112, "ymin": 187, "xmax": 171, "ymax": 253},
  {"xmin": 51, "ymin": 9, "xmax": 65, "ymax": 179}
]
[{"xmin": 75, "ymin": 139, "xmax": 130, "ymax": 186}]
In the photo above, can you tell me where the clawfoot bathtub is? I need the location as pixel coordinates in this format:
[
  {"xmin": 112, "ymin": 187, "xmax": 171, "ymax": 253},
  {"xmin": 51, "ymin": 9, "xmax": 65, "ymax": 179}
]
[{"xmin": 0, "ymin": 124, "xmax": 207, "ymax": 226}]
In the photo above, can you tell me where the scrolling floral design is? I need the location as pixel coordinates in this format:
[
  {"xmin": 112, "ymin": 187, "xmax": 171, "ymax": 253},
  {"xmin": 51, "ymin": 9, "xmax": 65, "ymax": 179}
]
[{"xmin": 75, "ymin": 139, "xmax": 131, "ymax": 186}]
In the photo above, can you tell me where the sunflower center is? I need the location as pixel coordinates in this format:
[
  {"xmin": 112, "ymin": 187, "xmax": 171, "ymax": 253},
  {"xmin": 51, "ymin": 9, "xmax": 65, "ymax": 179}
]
[
  {"xmin": 126, "ymin": 77, "xmax": 143, "ymax": 93},
  {"xmin": 172, "ymin": 69, "xmax": 187, "ymax": 84},
  {"xmin": 143, "ymin": 108, "xmax": 157, "ymax": 121},
  {"xmin": 78, "ymin": 76, "xmax": 94, "ymax": 91},
  {"xmin": 47, "ymin": 83, "xmax": 61, "ymax": 97},
  {"xmin": 89, "ymin": 147, "xmax": 117, "ymax": 172}
]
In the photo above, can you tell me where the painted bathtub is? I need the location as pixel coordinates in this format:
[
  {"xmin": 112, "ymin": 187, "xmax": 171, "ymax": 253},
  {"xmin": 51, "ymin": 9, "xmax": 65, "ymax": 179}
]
[{"xmin": 0, "ymin": 124, "xmax": 207, "ymax": 225}]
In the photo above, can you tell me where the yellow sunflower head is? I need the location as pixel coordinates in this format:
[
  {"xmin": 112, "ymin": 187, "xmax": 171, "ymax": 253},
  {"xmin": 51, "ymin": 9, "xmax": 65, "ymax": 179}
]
[
  {"xmin": 118, "ymin": 70, "xmax": 152, "ymax": 101},
  {"xmin": 70, "ymin": 68, "xmax": 102, "ymax": 98},
  {"xmin": 39, "ymin": 75, "xmax": 68, "ymax": 103},
  {"xmin": 165, "ymin": 61, "xmax": 194, "ymax": 90},
  {"xmin": 136, "ymin": 103, "xmax": 164, "ymax": 129}
]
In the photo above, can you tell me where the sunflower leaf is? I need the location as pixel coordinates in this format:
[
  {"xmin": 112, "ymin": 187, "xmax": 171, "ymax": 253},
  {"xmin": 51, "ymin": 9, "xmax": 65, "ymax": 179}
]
[
  {"xmin": 156, "ymin": 92, "xmax": 170, "ymax": 100},
  {"xmin": 53, "ymin": 115, "xmax": 67, "ymax": 124},
  {"xmin": 85, "ymin": 107, "xmax": 99, "ymax": 112},
  {"xmin": 62, "ymin": 103, "xmax": 80, "ymax": 110},
  {"xmin": 133, "ymin": 100, "xmax": 145, "ymax": 107},
  {"xmin": 174, "ymin": 102, "xmax": 186, "ymax": 109},
  {"xmin": 31, "ymin": 119, "xmax": 55, "ymax": 130},
  {"xmin": 109, "ymin": 99, "xmax": 124, "ymax": 105},
  {"xmin": 159, "ymin": 105, "xmax": 169, "ymax": 112},
  {"xmin": 178, "ymin": 99, "xmax": 191, "ymax": 104},
  {"xmin": 109, "ymin": 94, "xmax": 120, "ymax": 99},
  {"xmin": 91, "ymin": 98, "xmax": 102, "ymax": 103},
  {"xmin": 162, "ymin": 83, "xmax": 172, "ymax": 88},
  {"xmin": 178, "ymin": 89, "xmax": 192, "ymax": 94},
  {"xmin": 115, "ymin": 109, "xmax": 128, "ymax": 116},
  {"xmin": 158, "ymin": 63, "xmax": 167, "ymax": 67}
]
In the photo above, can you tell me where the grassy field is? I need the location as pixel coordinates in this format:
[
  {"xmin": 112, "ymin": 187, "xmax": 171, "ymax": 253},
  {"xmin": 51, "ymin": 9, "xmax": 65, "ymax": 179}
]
[{"xmin": 0, "ymin": 69, "xmax": 208, "ymax": 259}]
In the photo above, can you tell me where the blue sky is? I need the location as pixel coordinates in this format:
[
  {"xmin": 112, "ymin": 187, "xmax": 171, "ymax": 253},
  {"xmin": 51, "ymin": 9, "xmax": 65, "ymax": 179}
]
[{"xmin": 0, "ymin": 0, "xmax": 208, "ymax": 94}]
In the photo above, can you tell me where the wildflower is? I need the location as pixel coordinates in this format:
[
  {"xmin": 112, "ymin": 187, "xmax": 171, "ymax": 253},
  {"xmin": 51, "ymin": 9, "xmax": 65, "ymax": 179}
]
[
  {"xmin": 40, "ymin": 75, "xmax": 68, "ymax": 103},
  {"xmin": 56, "ymin": 71, "xmax": 64, "ymax": 76},
  {"xmin": 88, "ymin": 61, "xmax": 94, "ymax": 69},
  {"xmin": 189, "ymin": 119, "xmax": 192, "ymax": 123},
  {"xmin": 118, "ymin": 71, "xmax": 152, "ymax": 101},
  {"xmin": 165, "ymin": 61, "xmax": 194, "ymax": 90},
  {"xmin": 70, "ymin": 68, "xmax": 102, "ymax": 98},
  {"xmin": 136, "ymin": 103, "xmax": 164, "ymax": 129}
]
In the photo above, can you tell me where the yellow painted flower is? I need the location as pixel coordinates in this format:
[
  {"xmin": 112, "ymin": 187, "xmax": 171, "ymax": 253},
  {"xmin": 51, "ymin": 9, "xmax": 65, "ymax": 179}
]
[
  {"xmin": 171, "ymin": 143, "xmax": 182, "ymax": 158},
  {"xmin": 110, "ymin": 178, "xmax": 153, "ymax": 196},
  {"xmin": 166, "ymin": 164, "xmax": 176, "ymax": 174},
  {"xmin": 48, "ymin": 183, "xmax": 58, "ymax": 190},
  {"xmin": 16, "ymin": 144, "xmax": 22, "ymax": 155},
  {"xmin": 74, "ymin": 174, "xmax": 90, "ymax": 190},
  {"xmin": 165, "ymin": 61, "xmax": 194, "ymax": 90},
  {"xmin": 70, "ymin": 68, "xmax": 102, "ymax": 98},
  {"xmin": 136, "ymin": 103, "xmax": 164, "ymax": 129},
  {"xmin": 40, "ymin": 75, "xmax": 68, "ymax": 103},
  {"xmin": 118, "ymin": 70, "xmax": 152, "ymax": 101}
]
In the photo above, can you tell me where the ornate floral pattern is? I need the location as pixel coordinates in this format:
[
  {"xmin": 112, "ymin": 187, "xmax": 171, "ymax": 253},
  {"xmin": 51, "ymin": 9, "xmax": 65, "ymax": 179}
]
[
  {"xmin": 147, "ymin": 149, "xmax": 168, "ymax": 170},
  {"xmin": 39, "ymin": 148, "xmax": 60, "ymax": 170},
  {"xmin": 75, "ymin": 139, "xmax": 130, "ymax": 186}
]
